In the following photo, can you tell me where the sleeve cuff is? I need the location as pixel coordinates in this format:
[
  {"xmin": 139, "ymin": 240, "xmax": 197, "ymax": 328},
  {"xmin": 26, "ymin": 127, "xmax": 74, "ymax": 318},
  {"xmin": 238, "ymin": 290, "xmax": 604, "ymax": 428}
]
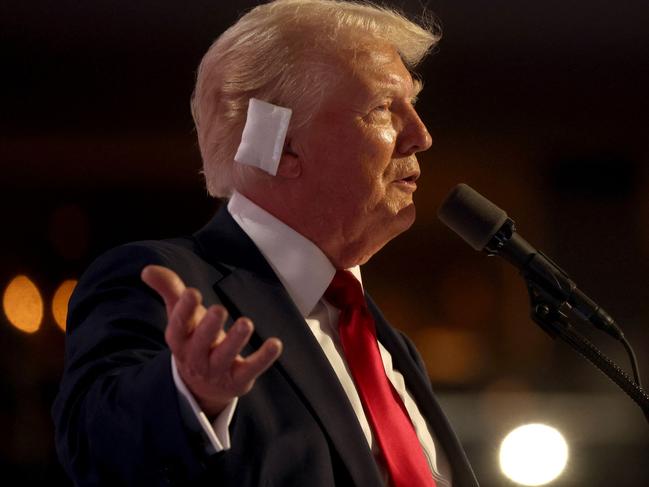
[{"xmin": 171, "ymin": 355, "xmax": 238, "ymax": 453}]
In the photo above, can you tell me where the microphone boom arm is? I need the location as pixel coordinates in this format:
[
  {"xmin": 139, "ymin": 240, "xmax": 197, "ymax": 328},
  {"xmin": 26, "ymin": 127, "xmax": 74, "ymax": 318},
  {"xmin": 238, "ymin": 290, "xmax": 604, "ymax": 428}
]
[{"xmin": 527, "ymin": 280, "xmax": 649, "ymax": 424}]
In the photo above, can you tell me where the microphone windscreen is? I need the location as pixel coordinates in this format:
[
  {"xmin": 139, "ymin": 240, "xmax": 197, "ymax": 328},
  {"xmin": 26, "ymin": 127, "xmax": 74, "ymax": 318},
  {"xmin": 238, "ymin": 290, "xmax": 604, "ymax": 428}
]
[{"xmin": 437, "ymin": 183, "xmax": 509, "ymax": 251}]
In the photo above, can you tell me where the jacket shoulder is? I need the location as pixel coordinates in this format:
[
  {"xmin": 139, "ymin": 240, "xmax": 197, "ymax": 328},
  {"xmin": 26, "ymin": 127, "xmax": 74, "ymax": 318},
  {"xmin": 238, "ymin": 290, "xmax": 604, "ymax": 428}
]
[{"xmin": 77, "ymin": 237, "xmax": 223, "ymax": 292}]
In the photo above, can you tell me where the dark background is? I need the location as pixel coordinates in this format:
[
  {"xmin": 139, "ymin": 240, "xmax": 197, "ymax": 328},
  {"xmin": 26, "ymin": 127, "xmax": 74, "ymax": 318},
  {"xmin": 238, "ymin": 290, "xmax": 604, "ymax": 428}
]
[{"xmin": 1, "ymin": 0, "xmax": 648, "ymax": 485}]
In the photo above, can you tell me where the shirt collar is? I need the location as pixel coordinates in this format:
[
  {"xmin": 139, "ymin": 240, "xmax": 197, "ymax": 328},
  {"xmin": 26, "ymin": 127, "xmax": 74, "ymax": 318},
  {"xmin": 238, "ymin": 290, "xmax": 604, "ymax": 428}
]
[{"xmin": 227, "ymin": 191, "xmax": 362, "ymax": 317}]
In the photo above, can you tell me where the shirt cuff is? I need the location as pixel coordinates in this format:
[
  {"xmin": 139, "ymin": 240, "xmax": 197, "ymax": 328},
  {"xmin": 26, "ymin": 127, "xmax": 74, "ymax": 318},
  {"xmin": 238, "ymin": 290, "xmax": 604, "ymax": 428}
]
[{"xmin": 171, "ymin": 354, "xmax": 238, "ymax": 453}]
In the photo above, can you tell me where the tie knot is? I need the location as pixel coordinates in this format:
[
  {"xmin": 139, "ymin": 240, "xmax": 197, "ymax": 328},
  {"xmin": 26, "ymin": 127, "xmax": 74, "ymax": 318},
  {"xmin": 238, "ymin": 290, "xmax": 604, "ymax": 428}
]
[{"xmin": 325, "ymin": 270, "xmax": 365, "ymax": 310}]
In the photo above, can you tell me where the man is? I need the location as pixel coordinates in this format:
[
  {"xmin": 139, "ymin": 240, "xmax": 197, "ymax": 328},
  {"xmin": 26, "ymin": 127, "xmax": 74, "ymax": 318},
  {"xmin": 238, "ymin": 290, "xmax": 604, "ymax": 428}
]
[{"xmin": 53, "ymin": 1, "xmax": 479, "ymax": 485}]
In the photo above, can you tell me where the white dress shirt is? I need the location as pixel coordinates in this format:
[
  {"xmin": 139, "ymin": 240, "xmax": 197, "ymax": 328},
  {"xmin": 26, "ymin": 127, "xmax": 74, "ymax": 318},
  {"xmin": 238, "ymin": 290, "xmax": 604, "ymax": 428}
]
[{"xmin": 172, "ymin": 191, "xmax": 452, "ymax": 486}]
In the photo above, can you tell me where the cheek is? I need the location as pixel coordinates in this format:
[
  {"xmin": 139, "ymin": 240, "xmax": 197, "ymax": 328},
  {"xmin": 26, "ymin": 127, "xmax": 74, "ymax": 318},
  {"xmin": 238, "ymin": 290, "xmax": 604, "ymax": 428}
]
[
  {"xmin": 365, "ymin": 127, "xmax": 398, "ymax": 171},
  {"xmin": 345, "ymin": 128, "xmax": 398, "ymax": 201},
  {"xmin": 312, "ymin": 124, "xmax": 397, "ymax": 205},
  {"xmin": 347, "ymin": 123, "xmax": 395, "ymax": 160},
  {"xmin": 366, "ymin": 128, "xmax": 397, "ymax": 186},
  {"xmin": 376, "ymin": 127, "xmax": 397, "ymax": 145}
]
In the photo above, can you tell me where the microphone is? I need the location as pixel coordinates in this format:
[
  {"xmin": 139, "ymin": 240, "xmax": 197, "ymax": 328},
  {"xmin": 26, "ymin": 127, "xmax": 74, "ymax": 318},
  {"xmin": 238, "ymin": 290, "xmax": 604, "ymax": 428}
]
[{"xmin": 437, "ymin": 183, "xmax": 622, "ymax": 340}]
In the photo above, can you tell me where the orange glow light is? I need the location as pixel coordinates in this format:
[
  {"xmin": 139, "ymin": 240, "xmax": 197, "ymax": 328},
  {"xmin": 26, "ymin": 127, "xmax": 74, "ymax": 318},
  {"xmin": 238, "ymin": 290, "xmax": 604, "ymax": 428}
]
[
  {"xmin": 3, "ymin": 275, "xmax": 43, "ymax": 333},
  {"xmin": 52, "ymin": 279, "xmax": 77, "ymax": 332}
]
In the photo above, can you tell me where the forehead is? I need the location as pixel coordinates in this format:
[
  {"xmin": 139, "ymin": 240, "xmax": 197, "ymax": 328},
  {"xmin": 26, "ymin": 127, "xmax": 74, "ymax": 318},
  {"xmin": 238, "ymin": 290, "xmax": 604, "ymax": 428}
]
[{"xmin": 329, "ymin": 43, "xmax": 418, "ymax": 99}]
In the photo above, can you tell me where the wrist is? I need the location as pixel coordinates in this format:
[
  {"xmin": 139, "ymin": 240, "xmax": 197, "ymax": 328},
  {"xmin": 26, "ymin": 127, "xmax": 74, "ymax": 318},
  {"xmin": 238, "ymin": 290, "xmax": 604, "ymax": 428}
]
[{"xmin": 197, "ymin": 397, "xmax": 232, "ymax": 418}]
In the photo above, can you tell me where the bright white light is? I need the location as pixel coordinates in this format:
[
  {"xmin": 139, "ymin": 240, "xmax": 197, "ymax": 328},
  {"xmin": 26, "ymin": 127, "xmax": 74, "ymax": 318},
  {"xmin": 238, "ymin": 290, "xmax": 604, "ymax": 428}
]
[{"xmin": 499, "ymin": 423, "xmax": 568, "ymax": 486}]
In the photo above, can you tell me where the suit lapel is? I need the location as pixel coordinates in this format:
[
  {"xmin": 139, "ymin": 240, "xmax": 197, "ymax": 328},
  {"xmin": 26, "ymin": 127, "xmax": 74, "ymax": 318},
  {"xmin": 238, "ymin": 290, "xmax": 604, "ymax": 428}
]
[{"xmin": 193, "ymin": 207, "xmax": 383, "ymax": 486}]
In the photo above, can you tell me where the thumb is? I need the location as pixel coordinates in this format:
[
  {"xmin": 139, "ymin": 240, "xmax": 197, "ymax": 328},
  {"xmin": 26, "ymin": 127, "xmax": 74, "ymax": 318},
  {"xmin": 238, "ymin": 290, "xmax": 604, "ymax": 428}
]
[{"xmin": 141, "ymin": 265, "xmax": 186, "ymax": 316}]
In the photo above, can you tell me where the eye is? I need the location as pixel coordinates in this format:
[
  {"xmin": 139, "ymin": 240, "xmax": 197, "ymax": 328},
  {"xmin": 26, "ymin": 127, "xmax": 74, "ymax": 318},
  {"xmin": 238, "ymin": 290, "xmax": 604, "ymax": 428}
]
[{"xmin": 363, "ymin": 101, "xmax": 392, "ymax": 124}]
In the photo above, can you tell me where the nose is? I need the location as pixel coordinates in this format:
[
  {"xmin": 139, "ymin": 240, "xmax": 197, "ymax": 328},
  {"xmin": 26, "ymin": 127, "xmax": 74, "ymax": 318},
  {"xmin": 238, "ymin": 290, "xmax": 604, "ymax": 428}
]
[{"xmin": 395, "ymin": 108, "xmax": 433, "ymax": 157}]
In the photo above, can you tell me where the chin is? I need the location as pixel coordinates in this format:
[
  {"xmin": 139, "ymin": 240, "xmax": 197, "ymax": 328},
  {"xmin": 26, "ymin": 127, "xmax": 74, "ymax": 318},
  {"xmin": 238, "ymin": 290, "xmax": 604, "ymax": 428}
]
[
  {"xmin": 372, "ymin": 203, "xmax": 416, "ymax": 252},
  {"xmin": 394, "ymin": 202, "xmax": 417, "ymax": 231}
]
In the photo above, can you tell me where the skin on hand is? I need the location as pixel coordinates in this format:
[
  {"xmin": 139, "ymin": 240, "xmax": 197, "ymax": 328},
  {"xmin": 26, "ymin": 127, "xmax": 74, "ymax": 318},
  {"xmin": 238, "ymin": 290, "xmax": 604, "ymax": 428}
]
[{"xmin": 141, "ymin": 264, "xmax": 283, "ymax": 417}]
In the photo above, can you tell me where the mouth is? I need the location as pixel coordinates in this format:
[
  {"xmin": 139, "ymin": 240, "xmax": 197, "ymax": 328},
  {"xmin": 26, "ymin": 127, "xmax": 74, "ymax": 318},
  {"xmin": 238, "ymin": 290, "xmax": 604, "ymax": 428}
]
[{"xmin": 393, "ymin": 169, "xmax": 420, "ymax": 191}]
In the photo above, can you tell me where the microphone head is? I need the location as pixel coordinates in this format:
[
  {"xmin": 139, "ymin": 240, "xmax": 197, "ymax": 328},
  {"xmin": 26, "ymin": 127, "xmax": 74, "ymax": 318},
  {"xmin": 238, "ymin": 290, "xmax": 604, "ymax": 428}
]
[{"xmin": 437, "ymin": 183, "xmax": 509, "ymax": 251}]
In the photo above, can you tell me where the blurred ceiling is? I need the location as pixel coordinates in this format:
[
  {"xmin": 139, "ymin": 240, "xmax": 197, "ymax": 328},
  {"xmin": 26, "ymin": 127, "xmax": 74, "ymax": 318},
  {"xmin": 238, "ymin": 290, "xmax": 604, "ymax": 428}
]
[{"xmin": 2, "ymin": 0, "xmax": 648, "ymax": 186}]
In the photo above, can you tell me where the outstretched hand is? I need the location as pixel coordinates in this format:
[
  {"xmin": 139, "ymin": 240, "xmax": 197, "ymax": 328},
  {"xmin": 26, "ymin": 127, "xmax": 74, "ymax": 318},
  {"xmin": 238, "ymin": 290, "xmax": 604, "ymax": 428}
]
[{"xmin": 141, "ymin": 265, "xmax": 283, "ymax": 417}]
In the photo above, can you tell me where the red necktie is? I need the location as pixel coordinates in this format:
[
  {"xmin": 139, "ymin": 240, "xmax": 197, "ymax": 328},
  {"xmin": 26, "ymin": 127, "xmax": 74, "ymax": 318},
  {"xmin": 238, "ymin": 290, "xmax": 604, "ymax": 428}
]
[{"xmin": 325, "ymin": 270, "xmax": 436, "ymax": 487}]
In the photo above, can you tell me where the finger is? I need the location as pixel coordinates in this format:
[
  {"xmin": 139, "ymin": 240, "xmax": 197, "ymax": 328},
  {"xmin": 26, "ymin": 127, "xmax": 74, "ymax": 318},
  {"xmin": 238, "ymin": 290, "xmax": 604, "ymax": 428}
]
[
  {"xmin": 185, "ymin": 305, "xmax": 228, "ymax": 377},
  {"xmin": 166, "ymin": 288, "xmax": 204, "ymax": 353},
  {"xmin": 208, "ymin": 317, "xmax": 255, "ymax": 376},
  {"xmin": 141, "ymin": 265, "xmax": 187, "ymax": 316},
  {"xmin": 231, "ymin": 338, "xmax": 283, "ymax": 393}
]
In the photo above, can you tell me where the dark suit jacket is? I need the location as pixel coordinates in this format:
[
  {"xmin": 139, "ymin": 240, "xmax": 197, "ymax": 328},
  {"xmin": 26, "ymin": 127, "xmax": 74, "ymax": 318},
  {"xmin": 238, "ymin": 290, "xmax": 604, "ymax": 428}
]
[{"xmin": 52, "ymin": 206, "xmax": 479, "ymax": 486}]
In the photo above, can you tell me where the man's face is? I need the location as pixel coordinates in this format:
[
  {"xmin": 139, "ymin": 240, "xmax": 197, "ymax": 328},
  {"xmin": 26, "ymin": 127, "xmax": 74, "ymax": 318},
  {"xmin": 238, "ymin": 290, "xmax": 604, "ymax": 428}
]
[{"xmin": 292, "ymin": 42, "xmax": 433, "ymax": 266}]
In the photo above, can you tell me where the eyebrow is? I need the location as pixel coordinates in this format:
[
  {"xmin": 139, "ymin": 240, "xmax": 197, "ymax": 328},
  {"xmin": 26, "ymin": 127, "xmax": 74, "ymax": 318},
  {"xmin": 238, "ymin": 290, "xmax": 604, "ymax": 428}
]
[
  {"xmin": 371, "ymin": 76, "xmax": 423, "ymax": 102},
  {"xmin": 411, "ymin": 78, "xmax": 423, "ymax": 102},
  {"xmin": 412, "ymin": 78, "xmax": 423, "ymax": 97}
]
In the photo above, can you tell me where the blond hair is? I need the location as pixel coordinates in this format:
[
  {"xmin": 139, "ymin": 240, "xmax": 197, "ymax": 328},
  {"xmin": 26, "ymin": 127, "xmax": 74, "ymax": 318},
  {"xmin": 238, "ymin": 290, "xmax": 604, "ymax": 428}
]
[{"xmin": 191, "ymin": 0, "xmax": 440, "ymax": 197}]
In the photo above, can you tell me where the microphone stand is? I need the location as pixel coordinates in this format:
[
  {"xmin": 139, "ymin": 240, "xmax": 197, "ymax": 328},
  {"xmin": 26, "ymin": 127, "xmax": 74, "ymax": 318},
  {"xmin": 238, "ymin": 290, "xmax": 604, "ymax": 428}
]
[{"xmin": 526, "ymin": 281, "xmax": 649, "ymax": 425}]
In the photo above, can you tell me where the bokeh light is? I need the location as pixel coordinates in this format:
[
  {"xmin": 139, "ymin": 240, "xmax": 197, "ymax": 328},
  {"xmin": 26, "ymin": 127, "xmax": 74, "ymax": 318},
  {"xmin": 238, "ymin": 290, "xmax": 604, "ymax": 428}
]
[
  {"xmin": 2, "ymin": 275, "xmax": 44, "ymax": 333},
  {"xmin": 499, "ymin": 423, "xmax": 568, "ymax": 486},
  {"xmin": 52, "ymin": 279, "xmax": 77, "ymax": 332}
]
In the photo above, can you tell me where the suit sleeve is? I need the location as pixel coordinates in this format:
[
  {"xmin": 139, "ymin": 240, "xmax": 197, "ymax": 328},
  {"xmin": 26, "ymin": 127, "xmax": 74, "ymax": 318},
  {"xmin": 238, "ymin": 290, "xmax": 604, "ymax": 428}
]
[{"xmin": 52, "ymin": 242, "xmax": 215, "ymax": 486}]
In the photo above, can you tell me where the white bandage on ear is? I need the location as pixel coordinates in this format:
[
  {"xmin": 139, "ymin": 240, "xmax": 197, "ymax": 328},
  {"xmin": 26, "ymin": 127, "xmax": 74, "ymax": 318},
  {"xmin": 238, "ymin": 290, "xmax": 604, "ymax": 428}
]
[{"xmin": 234, "ymin": 98, "xmax": 292, "ymax": 176}]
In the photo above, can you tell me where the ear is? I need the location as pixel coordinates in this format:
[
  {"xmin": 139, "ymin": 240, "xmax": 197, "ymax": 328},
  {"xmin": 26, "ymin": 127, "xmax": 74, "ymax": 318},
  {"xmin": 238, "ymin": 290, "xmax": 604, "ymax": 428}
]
[{"xmin": 276, "ymin": 139, "xmax": 302, "ymax": 179}]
